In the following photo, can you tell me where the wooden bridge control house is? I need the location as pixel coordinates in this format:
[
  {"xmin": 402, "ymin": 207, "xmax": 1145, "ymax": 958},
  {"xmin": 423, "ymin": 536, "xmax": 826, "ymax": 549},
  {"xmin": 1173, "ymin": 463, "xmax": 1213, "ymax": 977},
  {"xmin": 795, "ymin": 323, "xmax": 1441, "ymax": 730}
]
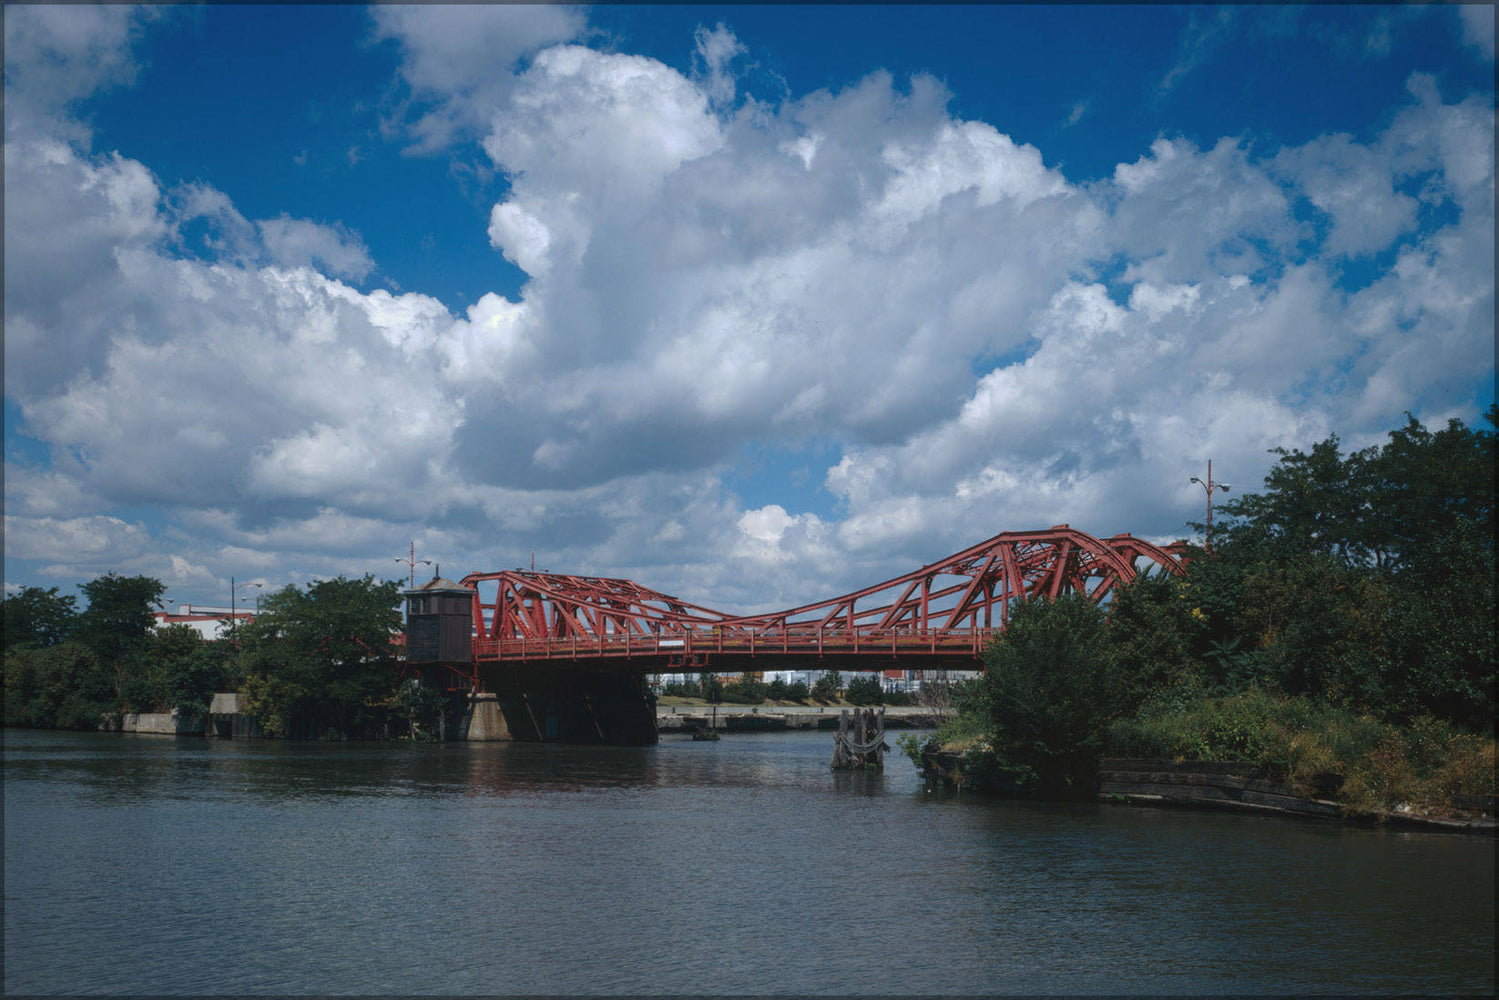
[{"xmin": 403, "ymin": 576, "xmax": 475, "ymax": 684}]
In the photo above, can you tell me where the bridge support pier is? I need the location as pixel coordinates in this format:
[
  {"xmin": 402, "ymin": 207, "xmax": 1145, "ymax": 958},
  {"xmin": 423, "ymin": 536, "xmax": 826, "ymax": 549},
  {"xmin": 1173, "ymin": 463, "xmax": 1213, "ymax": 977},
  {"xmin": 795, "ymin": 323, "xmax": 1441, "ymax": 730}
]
[{"xmin": 459, "ymin": 692, "xmax": 512, "ymax": 741}]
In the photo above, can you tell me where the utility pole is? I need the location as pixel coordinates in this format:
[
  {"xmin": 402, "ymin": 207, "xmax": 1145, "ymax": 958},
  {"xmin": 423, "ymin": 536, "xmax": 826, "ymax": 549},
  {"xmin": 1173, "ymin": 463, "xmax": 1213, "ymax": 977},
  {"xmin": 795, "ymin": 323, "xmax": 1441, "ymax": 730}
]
[{"xmin": 1190, "ymin": 460, "xmax": 1231, "ymax": 552}]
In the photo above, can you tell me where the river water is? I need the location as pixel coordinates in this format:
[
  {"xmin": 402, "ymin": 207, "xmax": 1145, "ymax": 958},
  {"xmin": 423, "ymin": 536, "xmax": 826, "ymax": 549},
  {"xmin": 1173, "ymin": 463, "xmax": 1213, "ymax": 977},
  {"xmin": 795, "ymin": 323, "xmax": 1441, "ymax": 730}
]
[{"xmin": 3, "ymin": 728, "xmax": 1493, "ymax": 995}]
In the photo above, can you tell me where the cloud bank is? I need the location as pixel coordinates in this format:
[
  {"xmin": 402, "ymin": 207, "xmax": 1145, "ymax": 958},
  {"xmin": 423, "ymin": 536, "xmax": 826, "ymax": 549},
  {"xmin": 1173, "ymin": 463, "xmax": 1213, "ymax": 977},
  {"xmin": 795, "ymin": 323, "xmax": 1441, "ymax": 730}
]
[{"xmin": 4, "ymin": 6, "xmax": 1493, "ymax": 611}]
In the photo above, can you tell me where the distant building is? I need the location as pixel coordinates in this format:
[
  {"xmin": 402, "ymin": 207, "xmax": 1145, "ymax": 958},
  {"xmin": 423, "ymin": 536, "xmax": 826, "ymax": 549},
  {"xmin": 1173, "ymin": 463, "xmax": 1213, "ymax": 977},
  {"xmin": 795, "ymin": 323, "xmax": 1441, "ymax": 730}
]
[{"xmin": 153, "ymin": 606, "xmax": 255, "ymax": 640}]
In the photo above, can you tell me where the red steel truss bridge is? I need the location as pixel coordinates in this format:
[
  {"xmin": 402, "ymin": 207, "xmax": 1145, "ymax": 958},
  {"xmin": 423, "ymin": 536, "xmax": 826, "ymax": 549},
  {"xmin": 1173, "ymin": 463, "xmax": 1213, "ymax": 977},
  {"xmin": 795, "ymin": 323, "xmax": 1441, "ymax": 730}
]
[{"xmin": 457, "ymin": 525, "xmax": 1183, "ymax": 679}]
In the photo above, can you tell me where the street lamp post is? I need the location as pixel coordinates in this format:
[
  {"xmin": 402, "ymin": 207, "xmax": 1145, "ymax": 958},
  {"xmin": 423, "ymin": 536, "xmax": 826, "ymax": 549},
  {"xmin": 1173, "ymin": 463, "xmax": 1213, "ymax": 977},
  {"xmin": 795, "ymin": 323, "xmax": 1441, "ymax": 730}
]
[
  {"xmin": 231, "ymin": 578, "xmax": 262, "ymax": 637},
  {"xmin": 396, "ymin": 541, "xmax": 433, "ymax": 589},
  {"xmin": 1190, "ymin": 459, "xmax": 1231, "ymax": 552}
]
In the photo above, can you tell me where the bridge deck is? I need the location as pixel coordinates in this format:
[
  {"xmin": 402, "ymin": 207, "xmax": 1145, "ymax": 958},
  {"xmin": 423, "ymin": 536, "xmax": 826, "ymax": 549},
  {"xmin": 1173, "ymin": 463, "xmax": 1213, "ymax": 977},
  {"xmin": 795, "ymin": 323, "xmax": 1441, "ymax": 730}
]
[{"xmin": 474, "ymin": 627, "xmax": 991, "ymax": 665}]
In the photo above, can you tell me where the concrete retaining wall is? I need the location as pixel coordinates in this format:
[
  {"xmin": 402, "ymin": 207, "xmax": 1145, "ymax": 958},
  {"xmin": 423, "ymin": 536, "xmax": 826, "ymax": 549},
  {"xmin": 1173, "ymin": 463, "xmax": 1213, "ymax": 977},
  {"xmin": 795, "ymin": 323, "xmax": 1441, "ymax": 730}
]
[
  {"xmin": 101, "ymin": 710, "xmax": 201, "ymax": 735},
  {"xmin": 1099, "ymin": 758, "xmax": 1496, "ymax": 833},
  {"xmin": 1099, "ymin": 758, "xmax": 1342, "ymax": 819},
  {"xmin": 656, "ymin": 704, "xmax": 940, "ymax": 734}
]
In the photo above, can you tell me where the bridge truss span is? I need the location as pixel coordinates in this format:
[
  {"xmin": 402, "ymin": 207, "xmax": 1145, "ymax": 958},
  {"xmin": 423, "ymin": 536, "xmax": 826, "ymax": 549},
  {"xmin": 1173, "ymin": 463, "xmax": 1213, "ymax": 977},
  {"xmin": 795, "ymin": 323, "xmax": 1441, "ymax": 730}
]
[{"xmin": 460, "ymin": 525, "xmax": 1183, "ymax": 673}]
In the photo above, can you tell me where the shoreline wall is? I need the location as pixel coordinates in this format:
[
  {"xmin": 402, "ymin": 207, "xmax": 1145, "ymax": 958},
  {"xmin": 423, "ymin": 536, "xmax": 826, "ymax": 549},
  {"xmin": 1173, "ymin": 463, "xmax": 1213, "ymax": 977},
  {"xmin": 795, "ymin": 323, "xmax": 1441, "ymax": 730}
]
[
  {"xmin": 918, "ymin": 749, "xmax": 1495, "ymax": 834},
  {"xmin": 98, "ymin": 710, "xmax": 200, "ymax": 735},
  {"xmin": 1098, "ymin": 757, "xmax": 1342, "ymax": 819},
  {"xmin": 656, "ymin": 704, "xmax": 940, "ymax": 733}
]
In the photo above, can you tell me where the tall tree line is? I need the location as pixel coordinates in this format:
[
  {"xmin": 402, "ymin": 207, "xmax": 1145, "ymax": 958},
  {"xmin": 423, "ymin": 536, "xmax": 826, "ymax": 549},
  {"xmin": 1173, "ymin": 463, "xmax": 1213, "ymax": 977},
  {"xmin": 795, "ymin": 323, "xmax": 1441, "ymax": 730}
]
[{"xmin": 4, "ymin": 574, "xmax": 409, "ymax": 738}]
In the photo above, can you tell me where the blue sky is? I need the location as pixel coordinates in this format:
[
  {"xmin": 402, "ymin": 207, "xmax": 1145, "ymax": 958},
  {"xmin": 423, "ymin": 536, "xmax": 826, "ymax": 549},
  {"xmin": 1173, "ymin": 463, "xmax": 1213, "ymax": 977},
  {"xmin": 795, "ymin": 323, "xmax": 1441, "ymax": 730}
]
[{"xmin": 4, "ymin": 4, "xmax": 1495, "ymax": 613}]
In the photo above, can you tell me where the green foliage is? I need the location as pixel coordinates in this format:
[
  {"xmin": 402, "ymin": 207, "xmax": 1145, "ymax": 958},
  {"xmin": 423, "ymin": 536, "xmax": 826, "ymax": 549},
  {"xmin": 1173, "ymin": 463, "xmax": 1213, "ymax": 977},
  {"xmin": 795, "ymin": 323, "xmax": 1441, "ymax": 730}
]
[
  {"xmin": 911, "ymin": 410, "xmax": 1494, "ymax": 812},
  {"xmin": 660, "ymin": 678, "xmax": 700, "ymax": 698},
  {"xmin": 1220, "ymin": 435, "xmax": 1376, "ymax": 565},
  {"xmin": 164, "ymin": 643, "xmax": 226, "ymax": 727},
  {"xmin": 756, "ymin": 678, "xmax": 813, "ymax": 702},
  {"xmin": 1233, "ymin": 554, "xmax": 1396, "ymax": 711},
  {"xmin": 980, "ymin": 593, "xmax": 1124, "ymax": 794},
  {"xmin": 2, "ymin": 586, "xmax": 78, "ymax": 652},
  {"xmin": 72, "ymin": 574, "xmax": 165, "ymax": 665},
  {"xmin": 696, "ymin": 673, "xmax": 724, "ymax": 702},
  {"xmin": 2, "ymin": 572, "xmax": 204, "ymax": 729},
  {"xmin": 1383, "ymin": 517, "xmax": 1496, "ymax": 730},
  {"xmin": 1204, "ymin": 408, "xmax": 1495, "ymax": 730},
  {"xmin": 1108, "ymin": 688, "xmax": 1495, "ymax": 818},
  {"xmin": 3, "ymin": 642, "xmax": 109, "ymax": 730},
  {"xmin": 394, "ymin": 679, "xmax": 446, "ymax": 741},
  {"xmin": 111, "ymin": 624, "xmax": 209, "ymax": 714},
  {"xmin": 1106, "ymin": 572, "xmax": 1204, "ymax": 701},
  {"xmin": 721, "ymin": 674, "xmax": 768, "ymax": 704},
  {"xmin": 811, "ymin": 670, "xmax": 842, "ymax": 701},
  {"xmin": 235, "ymin": 575, "xmax": 403, "ymax": 739},
  {"xmin": 896, "ymin": 731, "xmax": 929, "ymax": 770},
  {"xmin": 844, "ymin": 675, "xmax": 884, "ymax": 705}
]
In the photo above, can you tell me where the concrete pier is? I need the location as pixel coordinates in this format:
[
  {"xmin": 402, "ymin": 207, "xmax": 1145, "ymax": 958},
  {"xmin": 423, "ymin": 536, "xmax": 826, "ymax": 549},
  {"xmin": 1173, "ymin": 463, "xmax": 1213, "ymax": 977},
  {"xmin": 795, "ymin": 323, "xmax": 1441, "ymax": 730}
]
[{"xmin": 459, "ymin": 692, "xmax": 512, "ymax": 741}]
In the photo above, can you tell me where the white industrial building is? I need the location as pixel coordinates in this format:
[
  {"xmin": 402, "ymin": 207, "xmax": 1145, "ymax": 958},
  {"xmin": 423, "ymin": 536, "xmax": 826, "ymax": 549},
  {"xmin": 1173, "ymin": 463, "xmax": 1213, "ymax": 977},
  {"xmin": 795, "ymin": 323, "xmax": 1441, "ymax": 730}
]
[{"xmin": 152, "ymin": 606, "xmax": 256, "ymax": 640}]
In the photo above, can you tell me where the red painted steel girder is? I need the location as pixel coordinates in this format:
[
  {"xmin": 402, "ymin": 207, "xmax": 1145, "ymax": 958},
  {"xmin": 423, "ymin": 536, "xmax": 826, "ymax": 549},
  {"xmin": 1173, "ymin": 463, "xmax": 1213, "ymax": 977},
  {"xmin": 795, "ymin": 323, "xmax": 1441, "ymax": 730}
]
[{"xmin": 461, "ymin": 525, "xmax": 1183, "ymax": 666}]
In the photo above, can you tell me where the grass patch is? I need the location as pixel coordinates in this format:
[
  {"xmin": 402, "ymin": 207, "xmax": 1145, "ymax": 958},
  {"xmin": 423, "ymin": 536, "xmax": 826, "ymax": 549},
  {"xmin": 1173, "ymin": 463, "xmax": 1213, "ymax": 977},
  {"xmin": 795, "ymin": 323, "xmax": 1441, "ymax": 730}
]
[{"xmin": 1109, "ymin": 687, "xmax": 1495, "ymax": 819}]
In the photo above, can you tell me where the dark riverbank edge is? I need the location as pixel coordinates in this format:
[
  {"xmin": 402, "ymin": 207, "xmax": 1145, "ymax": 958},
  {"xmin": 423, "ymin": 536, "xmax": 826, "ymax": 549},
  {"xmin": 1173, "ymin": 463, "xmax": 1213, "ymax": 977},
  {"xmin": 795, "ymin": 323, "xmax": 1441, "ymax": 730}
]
[
  {"xmin": 919, "ymin": 750, "xmax": 1497, "ymax": 835},
  {"xmin": 657, "ymin": 704, "xmax": 939, "ymax": 733}
]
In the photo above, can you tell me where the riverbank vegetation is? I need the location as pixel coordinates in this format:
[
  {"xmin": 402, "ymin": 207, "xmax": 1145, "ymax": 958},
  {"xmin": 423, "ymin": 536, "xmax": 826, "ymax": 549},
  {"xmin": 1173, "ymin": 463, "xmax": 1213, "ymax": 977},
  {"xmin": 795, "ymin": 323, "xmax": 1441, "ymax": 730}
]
[
  {"xmin": 3, "ymin": 574, "xmax": 410, "ymax": 740},
  {"xmin": 907, "ymin": 411, "xmax": 1496, "ymax": 820},
  {"xmin": 3, "ymin": 573, "xmax": 231, "ymax": 731}
]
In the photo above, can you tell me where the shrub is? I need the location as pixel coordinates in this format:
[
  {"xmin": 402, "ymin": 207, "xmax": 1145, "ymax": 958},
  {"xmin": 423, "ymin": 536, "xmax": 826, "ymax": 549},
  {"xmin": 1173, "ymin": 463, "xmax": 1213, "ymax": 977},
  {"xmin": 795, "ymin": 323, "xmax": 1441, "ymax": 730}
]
[
  {"xmin": 722, "ymin": 675, "xmax": 768, "ymax": 704},
  {"xmin": 811, "ymin": 670, "xmax": 843, "ymax": 701},
  {"xmin": 981, "ymin": 593, "xmax": 1122, "ymax": 794},
  {"xmin": 844, "ymin": 675, "xmax": 883, "ymax": 705},
  {"xmin": 697, "ymin": 673, "xmax": 724, "ymax": 702},
  {"xmin": 661, "ymin": 679, "xmax": 698, "ymax": 698},
  {"xmin": 1109, "ymin": 690, "xmax": 1497, "ymax": 817}
]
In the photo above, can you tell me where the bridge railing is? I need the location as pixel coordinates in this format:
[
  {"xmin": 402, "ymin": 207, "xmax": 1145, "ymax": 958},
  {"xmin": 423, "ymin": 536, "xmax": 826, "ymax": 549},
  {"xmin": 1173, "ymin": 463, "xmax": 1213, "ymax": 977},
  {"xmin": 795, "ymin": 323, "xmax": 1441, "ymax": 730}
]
[{"xmin": 472, "ymin": 626, "xmax": 995, "ymax": 663}]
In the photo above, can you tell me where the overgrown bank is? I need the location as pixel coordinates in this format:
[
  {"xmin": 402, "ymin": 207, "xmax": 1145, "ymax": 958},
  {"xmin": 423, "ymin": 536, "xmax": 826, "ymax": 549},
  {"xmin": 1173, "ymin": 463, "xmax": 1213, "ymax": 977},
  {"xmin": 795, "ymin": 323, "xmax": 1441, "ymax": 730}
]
[{"xmin": 904, "ymin": 412, "xmax": 1496, "ymax": 824}]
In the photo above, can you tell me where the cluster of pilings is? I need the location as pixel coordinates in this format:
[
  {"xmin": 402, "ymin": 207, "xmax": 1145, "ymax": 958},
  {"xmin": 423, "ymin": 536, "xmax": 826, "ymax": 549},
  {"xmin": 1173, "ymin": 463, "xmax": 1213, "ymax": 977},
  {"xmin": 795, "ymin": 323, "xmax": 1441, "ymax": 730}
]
[{"xmin": 831, "ymin": 707, "xmax": 889, "ymax": 769}]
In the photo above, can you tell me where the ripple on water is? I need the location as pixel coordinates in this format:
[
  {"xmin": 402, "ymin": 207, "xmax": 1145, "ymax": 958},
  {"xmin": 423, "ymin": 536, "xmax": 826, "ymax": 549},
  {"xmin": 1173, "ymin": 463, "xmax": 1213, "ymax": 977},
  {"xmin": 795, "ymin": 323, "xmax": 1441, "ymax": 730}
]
[{"xmin": 3, "ymin": 729, "xmax": 1494, "ymax": 995}]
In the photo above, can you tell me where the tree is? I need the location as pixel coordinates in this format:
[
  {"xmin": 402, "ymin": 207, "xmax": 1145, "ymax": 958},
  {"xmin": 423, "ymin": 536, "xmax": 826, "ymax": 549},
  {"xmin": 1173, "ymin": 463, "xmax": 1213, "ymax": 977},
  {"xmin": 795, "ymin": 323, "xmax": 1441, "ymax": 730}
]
[
  {"xmin": 3, "ymin": 586, "xmax": 78, "ymax": 652},
  {"xmin": 844, "ymin": 675, "xmax": 884, "ymax": 705},
  {"xmin": 722, "ymin": 674, "xmax": 767, "ymax": 704},
  {"xmin": 1365, "ymin": 410, "xmax": 1496, "ymax": 573},
  {"xmin": 72, "ymin": 574, "xmax": 165, "ymax": 664},
  {"xmin": 235, "ymin": 576, "xmax": 403, "ymax": 739},
  {"xmin": 1233, "ymin": 553, "xmax": 1395, "ymax": 712},
  {"xmin": 165, "ymin": 643, "xmax": 227, "ymax": 728},
  {"xmin": 2, "ymin": 643, "xmax": 110, "ymax": 730},
  {"xmin": 1204, "ymin": 409, "xmax": 1494, "ymax": 729},
  {"xmin": 980, "ymin": 593, "xmax": 1122, "ymax": 794},
  {"xmin": 1105, "ymin": 572, "xmax": 1204, "ymax": 703},
  {"xmin": 812, "ymin": 669, "xmax": 843, "ymax": 701}
]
